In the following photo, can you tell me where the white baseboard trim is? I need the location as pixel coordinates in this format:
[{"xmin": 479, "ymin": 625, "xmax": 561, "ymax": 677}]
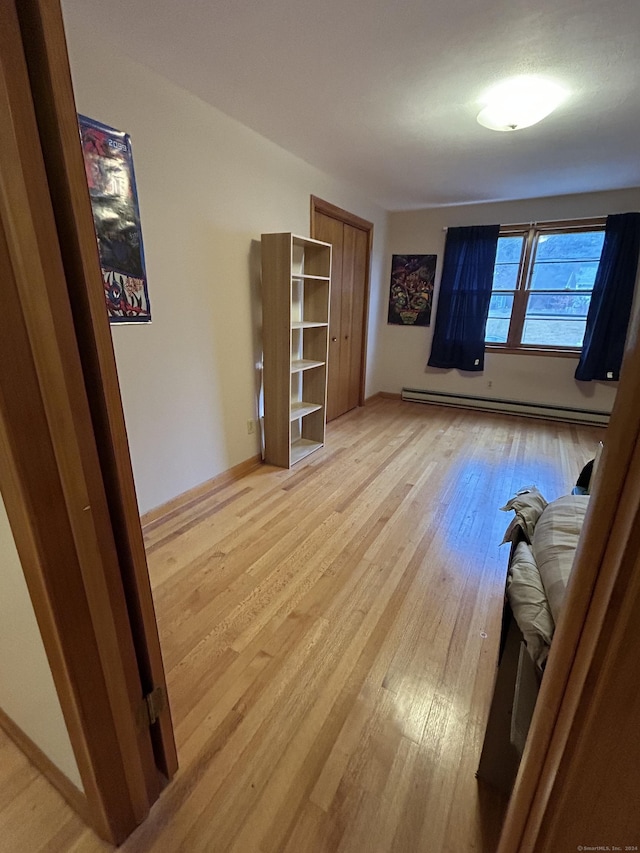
[{"xmin": 401, "ymin": 387, "xmax": 610, "ymax": 426}]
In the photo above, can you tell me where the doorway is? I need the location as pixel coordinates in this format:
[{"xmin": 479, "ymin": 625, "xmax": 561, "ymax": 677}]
[
  {"xmin": 0, "ymin": 0, "xmax": 177, "ymax": 844},
  {"xmin": 310, "ymin": 196, "xmax": 373, "ymax": 422}
]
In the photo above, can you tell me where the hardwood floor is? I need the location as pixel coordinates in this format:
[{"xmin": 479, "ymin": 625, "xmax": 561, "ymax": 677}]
[{"xmin": 0, "ymin": 399, "xmax": 604, "ymax": 852}]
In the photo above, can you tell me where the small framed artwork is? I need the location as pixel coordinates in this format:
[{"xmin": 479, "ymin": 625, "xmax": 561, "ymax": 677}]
[
  {"xmin": 78, "ymin": 114, "xmax": 151, "ymax": 323},
  {"xmin": 387, "ymin": 254, "xmax": 436, "ymax": 326}
]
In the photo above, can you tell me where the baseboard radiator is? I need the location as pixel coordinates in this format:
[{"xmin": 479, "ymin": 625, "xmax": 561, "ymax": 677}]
[{"xmin": 401, "ymin": 387, "xmax": 610, "ymax": 426}]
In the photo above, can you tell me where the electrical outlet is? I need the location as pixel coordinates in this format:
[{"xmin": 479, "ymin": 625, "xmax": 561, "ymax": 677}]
[
  {"xmin": 247, "ymin": 419, "xmax": 255, "ymax": 435},
  {"xmin": 487, "ymin": 380, "xmax": 493, "ymax": 389}
]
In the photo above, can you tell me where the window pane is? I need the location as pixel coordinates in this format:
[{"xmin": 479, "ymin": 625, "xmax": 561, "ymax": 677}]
[
  {"xmin": 527, "ymin": 292, "xmax": 591, "ymax": 318},
  {"xmin": 523, "ymin": 292, "xmax": 590, "ymax": 347},
  {"xmin": 496, "ymin": 236, "xmax": 524, "ymax": 264},
  {"xmin": 522, "ymin": 318, "xmax": 586, "ymax": 347},
  {"xmin": 493, "ymin": 262, "xmax": 520, "ymax": 290},
  {"xmin": 486, "ymin": 317, "xmax": 510, "ymax": 343},
  {"xmin": 535, "ymin": 231, "xmax": 605, "ymax": 262},
  {"xmin": 492, "ymin": 237, "xmax": 524, "ymax": 290},
  {"xmin": 530, "ymin": 231, "xmax": 604, "ymax": 291},
  {"xmin": 530, "ymin": 260, "xmax": 600, "ymax": 290},
  {"xmin": 486, "ymin": 292, "xmax": 513, "ymax": 343}
]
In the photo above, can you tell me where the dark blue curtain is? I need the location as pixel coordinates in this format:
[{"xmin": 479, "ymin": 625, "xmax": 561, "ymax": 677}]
[
  {"xmin": 575, "ymin": 212, "xmax": 640, "ymax": 382},
  {"xmin": 427, "ymin": 224, "xmax": 500, "ymax": 371}
]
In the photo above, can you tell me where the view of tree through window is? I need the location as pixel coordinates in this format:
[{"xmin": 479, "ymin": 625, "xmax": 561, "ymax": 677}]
[{"xmin": 486, "ymin": 223, "xmax": 605, "ymax": 350}]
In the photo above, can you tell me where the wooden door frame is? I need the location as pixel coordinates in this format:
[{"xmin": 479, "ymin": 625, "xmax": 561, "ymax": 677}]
[
  {"xmin": 17, "ymin": 0, "xmax": 177, "ymax": 784},
  {"xmin": 498, "ymin": 309, "xmax": 640, "ymax": 847},
  {"xmin": 310, "ymin": 196, "xmax": 373, "ymax": 410},
  {"xmin": 0, "ymin": 0, "xmax": 175, "ymax": 844}
]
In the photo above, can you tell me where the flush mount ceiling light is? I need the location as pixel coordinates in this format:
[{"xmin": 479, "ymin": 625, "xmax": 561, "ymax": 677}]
[{"xmin": 477, "ymin": 76, "xmax": 568, "ymax": 132}]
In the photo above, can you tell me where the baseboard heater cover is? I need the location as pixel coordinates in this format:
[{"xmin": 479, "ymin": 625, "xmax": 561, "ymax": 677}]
[{"xmin": 401, "ymin": 388, "xmax": 610, "ymax": 426}]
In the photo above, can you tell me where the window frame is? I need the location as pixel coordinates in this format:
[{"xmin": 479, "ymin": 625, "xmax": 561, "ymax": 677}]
[{"xmin": 486, "ymin": 217, "xmax": 606, "ymax": 357}]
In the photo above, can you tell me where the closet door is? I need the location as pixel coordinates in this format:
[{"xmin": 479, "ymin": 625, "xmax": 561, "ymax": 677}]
[{"xmin": 311, "ymin": 198, "xmax": 373, "ymax": 422}]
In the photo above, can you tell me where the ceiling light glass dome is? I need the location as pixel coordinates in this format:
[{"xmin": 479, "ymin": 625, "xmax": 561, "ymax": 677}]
[{"xmin": 477, "ymin": 76, "xmax": 568, "ymax": 132}]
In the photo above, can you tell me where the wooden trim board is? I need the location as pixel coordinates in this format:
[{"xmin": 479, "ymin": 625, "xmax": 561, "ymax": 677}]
[
  {"xmin": 372, "ymin": 391, "xmax": 401, "ymax": 401},
  {"xmin": 16, "ymin": 0, "xmax": 178, "ymax": 786},
  {"xmin": 310, "ymin": 195, "xmax": 374, "ymax": 233},
  {"xmin": 0, "ymin": 0, "xmax": 168, "ymax": 843},
  {"xmin": 141, "ymin": 455, "xmax": 263, "ymax": 530},
  {"xmin": 0, "ymin": 706, "xmax": 90, "ymax": 825}
]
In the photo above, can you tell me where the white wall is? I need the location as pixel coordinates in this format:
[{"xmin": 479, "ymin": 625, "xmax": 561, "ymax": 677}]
[
  {"xmin": 0, "ymin": 492, "xmax": 83, "ymax": 790},
  {"xmin": 371, "ymin": 188, "xmax": 640, "ymax": 413},
  {"xmin": 62, "ymin": 11, "xmax": 388, "ymax": 515},
  {"xmin": 60, "ymin": 6, "xmax": 640, "ymax": 511}
]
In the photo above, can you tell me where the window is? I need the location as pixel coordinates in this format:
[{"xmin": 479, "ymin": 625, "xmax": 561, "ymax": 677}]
[{"xmin": 486, "ymin": 219, "xmax": 606, "ymax": 353}]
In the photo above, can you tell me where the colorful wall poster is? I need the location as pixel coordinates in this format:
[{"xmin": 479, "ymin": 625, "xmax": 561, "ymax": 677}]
[
  {"xmin": 387, "ymin": 254, "xmax": 436, "ymax": 326},
  {"xmin": 78, "ymin": 114, "xmax": 151, "ymax": 323}
]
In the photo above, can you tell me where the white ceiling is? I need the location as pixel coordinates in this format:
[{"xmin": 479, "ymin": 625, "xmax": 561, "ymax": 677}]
[{"xmin": 63, "ymin": 0, "xmax": 640, "ymax": 210}]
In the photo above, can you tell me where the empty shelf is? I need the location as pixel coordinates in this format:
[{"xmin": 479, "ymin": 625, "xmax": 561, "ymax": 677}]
[
  {"xmin": 290, "ymin": 401, "xmax": 323, "ymax": 420},
  {"xmin": 291, "ymin": 274, "xmax": 331, "ymax": 282},
  {"xmin": 291, "ymin": 438, "xmax": 323, "ymax": 464},
  {"xmin": 291, "ymin": 359, "xmax": 325, "ymax": 373}
]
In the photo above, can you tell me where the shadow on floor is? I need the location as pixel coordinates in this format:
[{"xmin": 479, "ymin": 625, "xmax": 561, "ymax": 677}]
[{"xmin": 477, "ymin": 779, "xmax": 509, "ymax": 853}]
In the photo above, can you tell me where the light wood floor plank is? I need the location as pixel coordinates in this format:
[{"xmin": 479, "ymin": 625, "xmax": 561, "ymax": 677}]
[{"xmin": 0, "ymin": 399, "xmax": 604, "ymax": 852}]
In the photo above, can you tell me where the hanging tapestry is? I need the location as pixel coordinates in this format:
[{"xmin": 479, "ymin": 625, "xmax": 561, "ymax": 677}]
[
  {"xmin": 78, "ymin": 114, "xmax": 151, "ymax": 323},
  {"xmin": 387, "ymin": 254, "xmax": 436, "ymax": 326}
]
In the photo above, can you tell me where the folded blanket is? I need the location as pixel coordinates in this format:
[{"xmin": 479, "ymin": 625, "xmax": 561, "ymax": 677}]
[
  {"xmin": 507, "ymin": 541, "xmax": 555, "ymax": 669},
  {"xmin": 500, "ymin": 486, "xmax": 548, "ymax": 544}
]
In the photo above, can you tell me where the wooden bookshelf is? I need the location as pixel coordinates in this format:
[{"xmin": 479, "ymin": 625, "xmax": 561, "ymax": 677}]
[{"xmin": 261, "ymin": 233, "xmax": 331, "ymax": 468}]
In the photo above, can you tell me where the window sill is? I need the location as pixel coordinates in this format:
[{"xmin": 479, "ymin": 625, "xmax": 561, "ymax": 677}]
[{"xmin": 485, "ymin": 345, "xmax": 581, "ymax": 359}]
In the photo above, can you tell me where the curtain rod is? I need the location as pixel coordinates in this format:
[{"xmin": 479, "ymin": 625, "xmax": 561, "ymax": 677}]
[
  {"xmin": 442, "ymin": 215, "xmax": 607, "ymax": 232},
  {"xmin": 441, "ymin": 223, "xmax": 534, "ymax": 232}
]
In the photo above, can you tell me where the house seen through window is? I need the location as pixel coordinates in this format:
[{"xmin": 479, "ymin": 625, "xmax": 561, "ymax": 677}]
[{"xmin": 486, "ymin": 220, "xmax": 606, "ymax": 351}]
